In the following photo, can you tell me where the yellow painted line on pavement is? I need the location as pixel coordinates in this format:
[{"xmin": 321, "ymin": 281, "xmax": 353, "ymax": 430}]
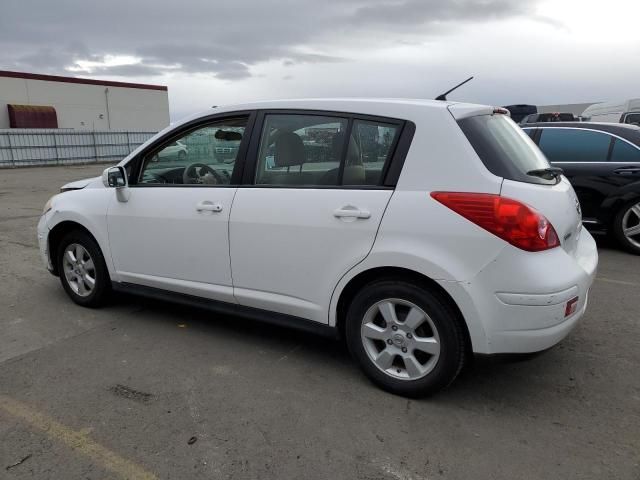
[{"xmin": 0, "ymin": 394, "xmax": 157, "ymax": 480}]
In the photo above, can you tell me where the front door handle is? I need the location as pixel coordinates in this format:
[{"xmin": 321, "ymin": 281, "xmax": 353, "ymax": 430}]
[
  {"xmin": 614, "ymin": 167, "xmax": 640, "ymax": 175},
  {"xmin": 196, "ymin": 201, "xmax": 223, "ymax": 213},
  {"xmin": 333, "ymin": 205, "xmax": 371, "ymax": 220}
]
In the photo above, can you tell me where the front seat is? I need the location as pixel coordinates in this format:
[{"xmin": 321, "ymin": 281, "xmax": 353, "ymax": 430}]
[{"xmin": 260, "ymin": 131, "xmax": 306, "ymax": 185}]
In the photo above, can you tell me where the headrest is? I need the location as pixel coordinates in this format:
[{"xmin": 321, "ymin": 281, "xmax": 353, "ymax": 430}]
[{"xmin": 274, "ymin": 132, "xmax": 305, "ymax": 167}]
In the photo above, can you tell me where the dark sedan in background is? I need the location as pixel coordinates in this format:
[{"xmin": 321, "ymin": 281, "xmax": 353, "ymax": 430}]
[{"xmin": 523, "ymin": 122, "xmax": 640, "ymax": 254}]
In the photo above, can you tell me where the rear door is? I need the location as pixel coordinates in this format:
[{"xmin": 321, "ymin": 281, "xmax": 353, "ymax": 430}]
[
  {"xmin": 229, "ymin": 111, "xmax": 406, "ymax": 323},
  {"xmin": 535, "ymin": 127, "xmax": 640, "ymax": 224},
  {"xmin": 535, "ymin": 127, "xmax": 612, "ymax": 221}
]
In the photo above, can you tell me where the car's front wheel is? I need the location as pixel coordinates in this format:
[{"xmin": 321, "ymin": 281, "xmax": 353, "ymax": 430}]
[
  {"xmin": 57, "ymin": 230, "xmax": 111, "ymax": 307},
  {"xmin": 345, "ymin": 280, "xmax": 466, "ymax": 397},
  {"xmin": 613, "ymin": 200, "xmax": 640, "ymax": 255}
]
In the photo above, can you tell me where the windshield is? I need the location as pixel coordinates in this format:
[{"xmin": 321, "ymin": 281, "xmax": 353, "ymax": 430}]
[{"xmin": 458, "ymin": 114, "xmax": 555, "ymax": 185}]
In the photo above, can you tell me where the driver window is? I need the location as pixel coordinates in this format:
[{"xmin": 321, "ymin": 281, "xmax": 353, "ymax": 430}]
[{"xmin": 138, "ymin": 117, "xmax": 248, "ymax": 185}]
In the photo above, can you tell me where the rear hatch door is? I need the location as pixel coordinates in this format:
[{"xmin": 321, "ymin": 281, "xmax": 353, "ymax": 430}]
[{"xmin": 450, "ymin": 106, "xmax": 583, "ymax": 255}]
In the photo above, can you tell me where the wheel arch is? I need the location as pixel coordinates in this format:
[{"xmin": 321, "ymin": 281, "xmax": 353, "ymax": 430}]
[
  {"xmin": 334, "ymin": 266, "xmax": 473, "ymax": 356},
  {"xmin": 48, "ymin": 221, "xmax": 103, "ymax": 276},
  {"xmin": 599, "ymin": 189, "xmax": 640, "ymax": 229}
]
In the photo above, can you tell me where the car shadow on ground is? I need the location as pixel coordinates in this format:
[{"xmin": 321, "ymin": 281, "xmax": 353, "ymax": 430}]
[{"xmin": 112, "ymin": 290, "xmax": 558, "ymax": 402}]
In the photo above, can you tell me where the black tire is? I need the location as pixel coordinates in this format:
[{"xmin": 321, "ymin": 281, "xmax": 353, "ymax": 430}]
[
  {"xmin": 612, "ymin": 200, "xmax": 640, "ymax": 255},
  {"xmin": 345, "ymin": 279, "xmax": 466, "ymax": 398},
  {"xmin": 56, "ymin": 230, "xmax": 111, "ymax": 307}
]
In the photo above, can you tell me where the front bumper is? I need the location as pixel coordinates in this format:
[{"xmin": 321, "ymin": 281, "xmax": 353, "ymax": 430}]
[
  {"xmin": 440, "ymin": 228, "xmax": 598, "ymax": 354},
  {"xmin": 37, "ymin": 213, "xmax": 54, "ymax": 273}
]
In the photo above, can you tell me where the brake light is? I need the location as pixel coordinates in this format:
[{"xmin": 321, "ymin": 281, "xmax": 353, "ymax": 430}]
[{"xmin": 431, "ymin": 192, "xmax": 560, "ymax": 252}]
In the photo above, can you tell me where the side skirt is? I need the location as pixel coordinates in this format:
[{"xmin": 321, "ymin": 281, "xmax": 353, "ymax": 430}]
[{"xmin": 112, "ymin": 282, "xmax": 339, "ymax": 339}]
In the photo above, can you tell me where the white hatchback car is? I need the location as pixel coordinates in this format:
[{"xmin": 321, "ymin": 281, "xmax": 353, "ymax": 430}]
[{"xmin": 38, "ymin": 99, "xmax": 598, "ymax": 397}]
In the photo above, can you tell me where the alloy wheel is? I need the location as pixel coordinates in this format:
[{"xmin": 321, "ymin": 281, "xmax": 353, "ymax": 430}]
[
  {"xmin": 62, "ymin": 243, "xmax": 96, "ymax": 297},
  {"xmin": 360, "ymin": 298, "xmax": 441, "ymax": 380},
  {"xmin": 622, "ymin": 202, "xmax": 640, "ymax": 249}
]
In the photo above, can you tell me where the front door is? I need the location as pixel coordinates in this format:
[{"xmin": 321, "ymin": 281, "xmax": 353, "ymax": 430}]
[
  {"xmin": 229, "ymin": 112, "xmax": 403, "ymax": 323},
  {"xmin": 107, "ymin": 115, "xmax": 251, "ymax": 302}
]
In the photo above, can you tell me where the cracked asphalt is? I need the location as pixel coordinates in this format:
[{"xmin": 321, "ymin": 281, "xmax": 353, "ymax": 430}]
[{"xmin": 1, "ymin": 165, "xmax": 639, "ymax": 479}]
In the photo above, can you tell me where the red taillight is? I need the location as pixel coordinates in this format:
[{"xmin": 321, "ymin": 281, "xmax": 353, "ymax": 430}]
[{"xmin": 431, "ymin": 192, "xmax": 560, "ymax": 252}]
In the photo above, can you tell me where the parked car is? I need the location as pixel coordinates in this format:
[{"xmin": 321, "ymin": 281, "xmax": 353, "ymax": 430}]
[
  {"xmin": 523, "ymin": 122, "xmax": 640, "ymax": 254},
  {"xmin": 582, "ymin": 99, "xmax": 640, "ymax": 125},
  {"xmin": 503, "ymin": 104, "xmax": 537, "ymax": 123},
  {"xmin": 38, "ymin": 99, "xmax": 597, "ymax": 397},
  {"xmin": 520, "ymin": 112, "xmax": 577, "ymax": 124},
  {"xmin": 156, "ymin": 140, "xmax": 188, "ymax": 161}
]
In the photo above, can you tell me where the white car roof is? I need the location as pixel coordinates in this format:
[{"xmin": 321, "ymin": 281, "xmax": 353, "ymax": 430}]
[{"xmin": 173, "ymin": 98, "xmax": 492, "ymax": 127}]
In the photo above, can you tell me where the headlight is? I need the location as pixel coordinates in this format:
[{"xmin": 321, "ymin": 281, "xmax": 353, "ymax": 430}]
[{"xmin": 43, "ymin": 196, "xmax": 55, "ymax": 214}]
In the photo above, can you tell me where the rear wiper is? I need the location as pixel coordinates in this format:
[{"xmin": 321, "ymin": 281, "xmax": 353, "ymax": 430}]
[{"xmin": 526, "ymin": 167, "xmax": 564, "ymax": 181}]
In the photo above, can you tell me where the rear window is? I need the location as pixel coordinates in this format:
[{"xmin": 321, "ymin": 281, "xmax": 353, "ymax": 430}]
[{"xmin": 458, "ymin": 114, "xmax": 554, "ymax": 185}]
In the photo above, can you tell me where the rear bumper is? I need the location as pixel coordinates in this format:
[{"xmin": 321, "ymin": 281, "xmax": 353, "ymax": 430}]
[{"xmin": 440, "ymin": 228, "xmax": 598, "ymax": 354}]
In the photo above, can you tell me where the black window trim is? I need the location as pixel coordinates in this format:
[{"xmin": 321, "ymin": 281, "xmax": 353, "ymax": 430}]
[
  {"xmin": 127, "ymin": 110, "xmax": 257, "ymax": 188},
  {"xmin": 534, "ymin": 126, "xmax": 640, "ymax": 164},
  {"xmin": 240, "ymin": 108, "xmax": 414, "ymax": 190}
]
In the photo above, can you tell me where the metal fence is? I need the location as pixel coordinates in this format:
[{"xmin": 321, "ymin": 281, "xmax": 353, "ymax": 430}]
[{"xmin": 0, "ymin": 129, "xmax": 157, "ymax": 168}]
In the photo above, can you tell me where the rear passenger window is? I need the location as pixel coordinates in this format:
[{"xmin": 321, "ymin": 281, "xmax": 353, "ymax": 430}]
[
  {"xmin": 538, "ymin": 129, "xmax": 611, "ymax": 163},
  {"xmin": 254, "ymin": 114, "xmax": 348, "ymax": 186},
  {"xmin": 254, "ymin": 114, "xmax": 400, "ymax": 187},
  {"xmin": 347, "ymin": 120, "xmax": 399, "ymax": 186},
  {"xmin": 610, "ymin": 139, "xmax": 640, "ymax": 162}
]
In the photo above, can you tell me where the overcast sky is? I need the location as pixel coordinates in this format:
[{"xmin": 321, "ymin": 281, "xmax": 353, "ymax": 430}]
[{"xmin": 2, "ymin": 0, "xmax": 639, "ymax": 121}]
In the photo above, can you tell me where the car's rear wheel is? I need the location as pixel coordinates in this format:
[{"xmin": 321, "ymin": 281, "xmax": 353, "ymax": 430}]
[
  {"xmin": 57, "ymin": 230, "xmax": 111, "ymax": 307},
  {"xmin": 345, "ymin": 280, "xmax": 466, "ymax": 397},
  {"xmin": 613, "ymin": 200, "xmax": 640, "ymax": 255}
]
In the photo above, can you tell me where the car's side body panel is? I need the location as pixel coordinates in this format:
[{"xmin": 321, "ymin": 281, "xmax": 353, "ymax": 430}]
[
  {"xmin": 43, "ymin": 186, "xmax": 115, "ymax": 277},
  {"xmin": 106, "ymin": 186, "xmax": 238, "ymax": 303},
  {"xmin": 230, "ymin": 188, "xmax": 393, "ymax": 322}
]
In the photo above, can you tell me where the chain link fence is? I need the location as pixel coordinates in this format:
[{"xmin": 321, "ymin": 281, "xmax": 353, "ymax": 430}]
[{"xmin": 0, "ymin": 129, "xmax": 157, "ymax": 168}]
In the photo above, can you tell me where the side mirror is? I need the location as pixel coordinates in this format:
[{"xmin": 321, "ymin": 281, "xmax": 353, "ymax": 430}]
[{"xmin": 102, "ymin": 166, "xmax": 128, "ymax": 188}]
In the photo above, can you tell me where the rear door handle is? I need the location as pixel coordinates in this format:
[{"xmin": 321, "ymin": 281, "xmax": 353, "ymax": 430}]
[
  {"xmin": 333, "ymin": 205, "xmax": 371, "ymax": 220},
  {"xmin": 196, "ymin": 201, "xmax": 223, "ymax": 212},
  {"xmin": 614, "ymin": 167, "xmax": 640, "ymax": 175}
]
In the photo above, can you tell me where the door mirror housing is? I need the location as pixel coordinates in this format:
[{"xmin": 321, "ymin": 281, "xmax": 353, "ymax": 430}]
[{"xmin": 103, "ymin": 166, "xmax": 128, "ymax": 188}]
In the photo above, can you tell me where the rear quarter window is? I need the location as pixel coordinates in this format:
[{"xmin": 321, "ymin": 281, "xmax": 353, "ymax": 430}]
[
  {"xmin": 610, "ymin": 138, "xmax": 640, "ymax": 162},
  {"xmin": 458, "ymin": 114, "xmax": 554, "ymax": 185}
]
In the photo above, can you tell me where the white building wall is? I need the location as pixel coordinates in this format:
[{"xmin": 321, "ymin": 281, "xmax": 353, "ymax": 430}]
[{"xmin": 0, "ymin": 75, "xmax": 170, "ymax": 131}]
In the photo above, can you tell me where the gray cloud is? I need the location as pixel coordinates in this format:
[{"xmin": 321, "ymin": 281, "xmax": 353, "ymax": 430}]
[{"xmin": 0, "ymin": 0, "xmax": 542, "ymax": 79}]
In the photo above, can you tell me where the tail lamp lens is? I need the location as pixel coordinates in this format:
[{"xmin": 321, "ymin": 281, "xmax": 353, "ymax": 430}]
[{"xmin": 431, "ymin": 192, "xmax": 560, "ymax": 252}]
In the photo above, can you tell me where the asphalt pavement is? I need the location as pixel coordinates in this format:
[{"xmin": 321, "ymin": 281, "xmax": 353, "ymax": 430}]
[{"xmin": 1, "ymin": 165, "xmax": 639, "ymax": 479}]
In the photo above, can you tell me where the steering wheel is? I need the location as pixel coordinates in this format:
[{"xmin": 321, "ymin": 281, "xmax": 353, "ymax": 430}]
[{"xmin": 183, "ymin": 163, "xmax": 226, "ymax": 184}]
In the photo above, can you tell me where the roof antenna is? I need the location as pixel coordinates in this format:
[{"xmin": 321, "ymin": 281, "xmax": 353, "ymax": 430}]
[{"xmin": 435, "ymin": 76, "xmax": 474, "ymax": 101}]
